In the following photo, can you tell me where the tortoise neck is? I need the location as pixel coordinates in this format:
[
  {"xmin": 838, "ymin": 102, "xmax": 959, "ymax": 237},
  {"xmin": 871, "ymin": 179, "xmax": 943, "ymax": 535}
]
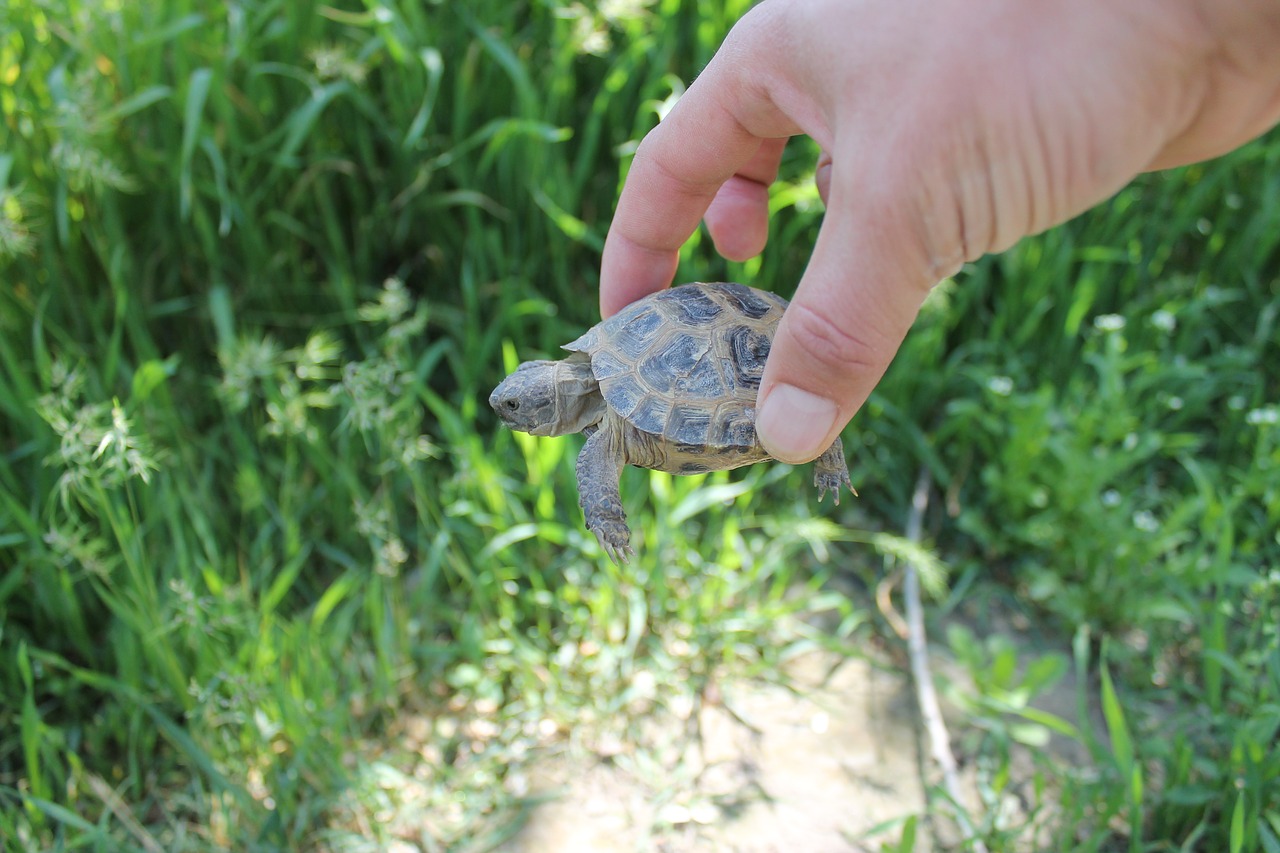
[{"xmin": 554, "ymin": 359, "xmax": 605, "ymax": 434}]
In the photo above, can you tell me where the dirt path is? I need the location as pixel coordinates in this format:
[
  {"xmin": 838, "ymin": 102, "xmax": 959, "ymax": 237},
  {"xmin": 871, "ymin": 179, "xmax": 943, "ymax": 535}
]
[{"xmin": 503, "ymin": 652, "xmax": 929, "ymax": 852}]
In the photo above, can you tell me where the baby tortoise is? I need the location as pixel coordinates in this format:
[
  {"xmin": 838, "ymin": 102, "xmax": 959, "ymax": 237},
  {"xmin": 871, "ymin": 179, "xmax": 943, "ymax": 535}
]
[{"xmin": 490, "ymin": 282, "xmax": 854, "ymax": 563}]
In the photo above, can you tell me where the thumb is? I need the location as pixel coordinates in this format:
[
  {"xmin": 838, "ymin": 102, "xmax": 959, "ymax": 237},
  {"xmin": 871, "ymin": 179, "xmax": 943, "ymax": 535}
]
[{"xmin": 756, "ymin": 160, "xmax": 949, "ymax": 464}]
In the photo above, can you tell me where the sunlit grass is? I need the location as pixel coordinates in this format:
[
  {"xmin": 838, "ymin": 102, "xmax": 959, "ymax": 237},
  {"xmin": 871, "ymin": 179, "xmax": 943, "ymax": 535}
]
[{"xmin": 1, "ymin": 0, "xmax": 1277, "ymax": 849}]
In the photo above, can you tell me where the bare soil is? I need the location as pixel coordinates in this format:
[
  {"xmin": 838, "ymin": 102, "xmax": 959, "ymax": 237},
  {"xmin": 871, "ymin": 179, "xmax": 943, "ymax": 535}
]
[
  {"xmin": 500, "ymin": 614, "xmax": 1095, "ymax": 853},
  {"xmin": 502, "ymin": 652, "xmax": 929, "ymax": 852}
]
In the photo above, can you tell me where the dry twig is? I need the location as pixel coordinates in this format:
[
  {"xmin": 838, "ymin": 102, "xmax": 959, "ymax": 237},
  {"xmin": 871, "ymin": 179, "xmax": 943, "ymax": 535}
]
[{"xmin": 901, "ymin": 466, "xmax": 988, "ymax": 853}]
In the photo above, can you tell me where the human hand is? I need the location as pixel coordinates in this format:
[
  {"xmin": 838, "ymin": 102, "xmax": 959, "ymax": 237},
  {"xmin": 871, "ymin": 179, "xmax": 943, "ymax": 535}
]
[{"xmin": 599, "ymin": 0, "xmax": 1280, "ymax": 463}]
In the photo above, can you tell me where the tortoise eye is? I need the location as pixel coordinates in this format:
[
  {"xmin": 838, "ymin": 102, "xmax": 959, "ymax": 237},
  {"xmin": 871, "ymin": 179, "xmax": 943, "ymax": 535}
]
[{"xmin": 505, "ymin": 399, "xmax": 519, "ymax": 411}]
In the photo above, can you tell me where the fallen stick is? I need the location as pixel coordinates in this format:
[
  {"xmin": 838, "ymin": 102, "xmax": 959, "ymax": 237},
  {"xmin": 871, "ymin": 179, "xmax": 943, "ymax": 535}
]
[{"xmin": 902, "ymin": 466, "xmax": 989, "ymax": 853}]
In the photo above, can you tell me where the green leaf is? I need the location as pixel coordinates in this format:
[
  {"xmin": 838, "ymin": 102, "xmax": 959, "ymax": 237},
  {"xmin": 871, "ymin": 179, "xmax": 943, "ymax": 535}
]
[
  {"xmin": 18, "ymin": 644, "xmax": 48, "ymax": 807},
  {"xmin": 131, "ymin": 356, "xmax": 178, "ymax": 402},
  {"xmin": 312, "ymin": 572, "xmax": 359, "ymax": 632},
  {"xmin": 277, "ymin": 81, "xmax": 352, "ymax": 165},
  {"xmin": 670, "ymin": 480, "xmax": 753, "ymax": 525},
  {"xmin": 101, "ymin": 85, "xmax": 173, "ymax": 123},
  {"xmin": 480, "ymin": 522, "xmax": 539, "ymax": 557},
  {"xmin": 1100, "ymin": 645, "xmax": 1133, "ymax": 772},
  {"xmin": 1010, "ymin": 705, "xmax": 1080, "ymax": 740},
  {"xmin": 208, "ymin": 284, "xmax": 235, "ymax": 352},
  {"xmin": 143, "ymin": 706, "xmax": 255, "ymax": 811},
  {"xmin": 180, "ymin": 68, "xmax": 214, "ymax": 219},
  {"xmin": 130, "ymin": 13, "xmax": 206, "ymax": 47},
  {"xmin": 1231, "ymin": 792, "xmax": 1246, "ymax": 853},
  {"xmin": 1163, "ymin": 785, "xmax": 1219, "ymax": 806},
  {"xmin": 897, "ymin": 814, "xmax": 918, "ymax": 852},
  {"xmin": 15, "ymin": 794, "xmax": 98, "ymax": 833},
  {"xmin": 403, "ymin": 48, "xmax": 444, "ymax": 149},
  {"xmin": 1260, "ymin": 819, "xmax": 1280, "ymax": 853},
  {"xmin": 1009, "ymin": 723, "xmax": 1051, "ymax": 747},
  {"xmin": 260, "ymin": 548, "xmax": 310, "ymax": 616}
]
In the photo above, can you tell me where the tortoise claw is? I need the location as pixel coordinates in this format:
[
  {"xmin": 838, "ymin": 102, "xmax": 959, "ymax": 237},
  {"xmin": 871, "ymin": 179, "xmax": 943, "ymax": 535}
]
[
  {"xmin": 594, "ymin": 527, "xmax": 634, "ymax": 565},
  {"xmin": 813, "ymin": 437, "xmax": 855, "ymax": 505},
  {"xmin": 815, "ymin": 469, "xmax": 856, "ymax": 505}
]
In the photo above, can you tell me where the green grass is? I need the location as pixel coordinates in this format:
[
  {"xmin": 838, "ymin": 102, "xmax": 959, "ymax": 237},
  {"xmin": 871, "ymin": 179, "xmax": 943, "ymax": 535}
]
[{"xmin": 1, "ymin": 0, "xmax": 1278, "ymax": 850}]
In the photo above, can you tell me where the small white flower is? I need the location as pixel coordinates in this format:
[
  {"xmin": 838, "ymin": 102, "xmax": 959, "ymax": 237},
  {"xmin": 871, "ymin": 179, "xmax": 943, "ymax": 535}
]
[
  {"xmin": 986, "ymin": 375, "xmax": 1014, "ymax": 396},
  {"xmin": 1149, "ymin": 310, "xmax": 1177, "ymax": 333},
  {"xmin": 309, "ymin": 44, "xmax": 368, "ymax": 83},
  {"xmin": 0, "ymin": 188, "xmax": 35, "ymax": 259},
  {"xmin": 601, "ymin": 0, "xmax": 655, "ymax": 22},
  {"xmin": 1133, "ymin": 510, "xmax": 1159, "ymax": 532},
  {"xmin": 1093, "ymin": 314, "xmax": 1126, "ymax": 332},
  {"xmin": 1101, "ymin": 489, "xmax": 1122, "ymax": 508},
  {"xmin": 358, "ymin": 278, "xmax": 412, "ymax": 324},
  {"xmin": 1246, "ymin": 406, "xmax": 1279, "ymax": 426}
]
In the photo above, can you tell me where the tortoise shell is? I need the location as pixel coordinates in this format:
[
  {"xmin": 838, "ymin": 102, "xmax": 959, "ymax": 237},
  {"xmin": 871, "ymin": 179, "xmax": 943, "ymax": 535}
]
[{"xmin": 564, "ymin": 282, "xmax": 787, "ymax": 457}]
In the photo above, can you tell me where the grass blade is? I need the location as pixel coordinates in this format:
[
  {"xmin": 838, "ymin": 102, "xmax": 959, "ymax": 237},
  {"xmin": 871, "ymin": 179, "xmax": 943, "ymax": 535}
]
[
  {"xmin": 180, "ymin": 68, "xmax": 214, "ymax": 219},
  {"xmin": 1100, "ymin": 643, "xmax": 1133, "ymax": 772}
]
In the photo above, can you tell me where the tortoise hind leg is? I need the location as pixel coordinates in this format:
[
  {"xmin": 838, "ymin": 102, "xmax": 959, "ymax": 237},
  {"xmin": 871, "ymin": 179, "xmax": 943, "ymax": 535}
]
[
  {"xmin": 576, "ymin": 424, "xmax": 633, "ymax": 564},
  {"xmin": 814, "ymin": 436, "xmax": 855, "ymax": 505}
]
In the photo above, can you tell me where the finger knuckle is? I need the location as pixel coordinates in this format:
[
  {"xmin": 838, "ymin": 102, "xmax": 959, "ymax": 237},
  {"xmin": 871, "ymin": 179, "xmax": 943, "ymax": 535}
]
[
  {"xmin": 784, "ymin": 300, "xmax": 889, "ymax": 378},
  {"xmin": 895, "ymin": 156, "xmax": 983, "ymax": 282}
]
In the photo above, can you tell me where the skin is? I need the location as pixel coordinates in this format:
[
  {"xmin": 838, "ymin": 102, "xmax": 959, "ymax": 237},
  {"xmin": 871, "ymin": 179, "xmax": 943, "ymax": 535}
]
[{"xmin": 599, "ymin": 0, "xmax": 1280, "ymax": 464}]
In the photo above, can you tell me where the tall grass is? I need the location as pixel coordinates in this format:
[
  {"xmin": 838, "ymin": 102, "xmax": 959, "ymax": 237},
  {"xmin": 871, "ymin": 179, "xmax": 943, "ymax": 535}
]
[{"xmin": 1, "ymin": 0, "xmax": 1277, "ymax": 849}]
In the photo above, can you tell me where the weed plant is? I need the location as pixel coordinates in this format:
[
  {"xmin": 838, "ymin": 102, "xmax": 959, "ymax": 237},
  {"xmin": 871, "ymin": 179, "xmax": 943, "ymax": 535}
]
[{"xmin": 0, "ymin": 0, "xmax": 1277, "ymax": 850}]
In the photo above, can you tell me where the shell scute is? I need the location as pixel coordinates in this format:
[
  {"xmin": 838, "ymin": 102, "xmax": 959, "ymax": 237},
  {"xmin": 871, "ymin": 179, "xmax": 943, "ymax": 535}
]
[
  {"xmin": 726, "ymin": 326, "xmax": 771, "ymax": 390},
  {"xmin": 570, "ymin": 282, "xmax": 788, "ymax": 459},
  {"xmin": 605, "ymin": 377, "xmax": 643, "ymax": 418},
  {"xmin": 666, "ymin": 287, "xmax": 723, "ymax": 326},
  {"xmin": 612, "ymin": 306, "xmax": 664, "ymax": 358},
  {"xmin": 713, "ymin": 409, "xmax": 758, "ymax": 449},
  {"xmin": 674, "ymin": 355, "xmax": 724, "ymax": 397},
  {"xmin": 629, "ymin": 394, "xmax": 670, "ymax": 435},
  {"xmin": 719, "ymin": 282, "xmax": 783, "ymax": 319},
  {"xmin": 667, "ymin": 404, "xmax": 712, "ymax": 445},
  {"xmin": 589, "ymin": 347, "xmax": 630, "ymax": 381},
  {"xmin": 637, "ymin": 331, "xmax": 712, "ymax": 395}
]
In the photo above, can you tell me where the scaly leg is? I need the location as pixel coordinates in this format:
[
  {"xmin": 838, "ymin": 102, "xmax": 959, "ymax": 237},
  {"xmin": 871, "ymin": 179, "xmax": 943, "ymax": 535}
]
[
  {"xmin": 814, "ymin": 436, "xmax": 856, "ymax": 504},
  {"xmin": 576, "ymin": 424, "xmax": 633, "ymax": 564}
]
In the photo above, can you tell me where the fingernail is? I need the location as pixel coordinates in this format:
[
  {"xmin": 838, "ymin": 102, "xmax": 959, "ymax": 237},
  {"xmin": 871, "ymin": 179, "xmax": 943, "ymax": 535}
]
[{"xmin": 757, "ymin": 384, "xmax": 837, "ymax": 463}]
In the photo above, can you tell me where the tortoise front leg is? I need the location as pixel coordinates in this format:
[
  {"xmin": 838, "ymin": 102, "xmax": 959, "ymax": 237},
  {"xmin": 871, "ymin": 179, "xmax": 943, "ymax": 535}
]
[
  {"xmin": 576, "ymin": 424, "xmax": 633, "ymax": 564},
  {"xmin": 813, "ymin": 436, "xmax": 856, "ymax": 504}
]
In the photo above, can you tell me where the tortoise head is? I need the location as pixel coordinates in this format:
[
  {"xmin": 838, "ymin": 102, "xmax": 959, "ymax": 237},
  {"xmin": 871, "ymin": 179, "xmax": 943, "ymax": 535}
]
[{"xmin": 489, "ymin": 358, "xmax": 603, "ymax": 437}]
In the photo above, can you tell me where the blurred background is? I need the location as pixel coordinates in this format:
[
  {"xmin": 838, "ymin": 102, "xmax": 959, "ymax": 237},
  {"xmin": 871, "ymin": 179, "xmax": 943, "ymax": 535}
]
[{"xmin": 1, "ymin": 0, "xmax": 1277, "ymax": 849}]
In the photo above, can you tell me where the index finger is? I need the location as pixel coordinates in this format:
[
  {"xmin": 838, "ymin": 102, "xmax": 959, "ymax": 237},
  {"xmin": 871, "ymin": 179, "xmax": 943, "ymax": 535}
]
[{"xmin": 599, "ymin": 28, "xmax": 803, "ymax": 316}]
